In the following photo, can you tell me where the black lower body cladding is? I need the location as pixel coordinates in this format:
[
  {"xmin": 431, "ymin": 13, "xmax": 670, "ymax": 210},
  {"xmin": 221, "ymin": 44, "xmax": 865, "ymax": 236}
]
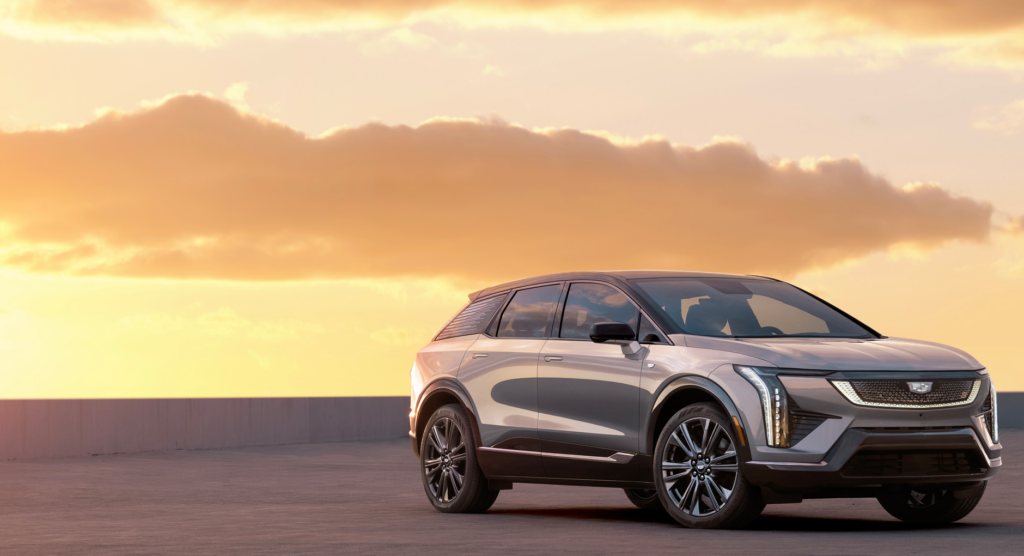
[{"xmin": 744, "ymin": 427, "xmax": 999, "ymax": 495}]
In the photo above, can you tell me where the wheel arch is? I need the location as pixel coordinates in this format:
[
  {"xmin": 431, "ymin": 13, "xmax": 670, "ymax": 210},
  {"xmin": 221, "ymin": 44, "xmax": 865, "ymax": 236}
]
[
  {"xmin": 413, "ymin": 378, "xmax": 482, "ymax": 458},
  {"xmin": 645, "ymin": 375, "xmax": 753, "ymax": 463}
]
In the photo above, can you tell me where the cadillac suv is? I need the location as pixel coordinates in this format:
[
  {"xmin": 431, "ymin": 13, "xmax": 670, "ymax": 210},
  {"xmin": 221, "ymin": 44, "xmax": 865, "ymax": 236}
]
[{"xmin": 409, "ymin": 271, "xmax": 1000, "ymax": 528}]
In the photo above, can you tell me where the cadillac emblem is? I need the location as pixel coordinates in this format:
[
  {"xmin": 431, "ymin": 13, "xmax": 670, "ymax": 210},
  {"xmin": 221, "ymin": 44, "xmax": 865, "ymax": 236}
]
[{"xmin": 908, "ymin": 382, "xmax": 933, "ymax": 394}]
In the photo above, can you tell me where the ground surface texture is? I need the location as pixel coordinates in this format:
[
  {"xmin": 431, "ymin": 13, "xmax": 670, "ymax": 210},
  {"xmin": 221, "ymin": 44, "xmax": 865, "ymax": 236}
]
[{"xmin": 2, "ymin": 431, "xmax": 1022, "ymax": 555}]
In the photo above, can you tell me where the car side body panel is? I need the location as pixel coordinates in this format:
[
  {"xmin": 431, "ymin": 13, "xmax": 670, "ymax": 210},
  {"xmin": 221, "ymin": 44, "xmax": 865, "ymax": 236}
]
[
  {"xmin": 456, "ymin": 337, "xmax": 545, "ymax": 447},
  {"xmin": 538, "ymin": 339, "xmax": 646, "ymax": 454}
]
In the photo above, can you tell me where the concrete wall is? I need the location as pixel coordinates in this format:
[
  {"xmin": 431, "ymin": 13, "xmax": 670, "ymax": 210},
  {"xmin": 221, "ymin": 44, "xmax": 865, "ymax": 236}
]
[
  {"xmin": 0, "ymin": 397, "xmax": 410, "ymax": 461},
  {"xmin": 997, "ymin": 392, "xmax": 1024, "ymax": 431},
  {"xmin": 1, "ymin": 393, "xmax": 1021, "ymax": 461}
]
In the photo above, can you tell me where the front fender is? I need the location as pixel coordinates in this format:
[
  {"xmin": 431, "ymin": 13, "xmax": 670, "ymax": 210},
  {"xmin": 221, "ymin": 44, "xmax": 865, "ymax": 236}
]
[{"xmin": 644, "ymin": 374, "xmax": 753, "ymax": 464}]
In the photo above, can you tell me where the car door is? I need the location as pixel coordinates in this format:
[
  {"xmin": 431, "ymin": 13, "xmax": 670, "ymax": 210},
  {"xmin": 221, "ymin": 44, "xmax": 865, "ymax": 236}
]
[
  {"xmin": 457, "ymin": 283, "xmax": 563, "ymax": 477},
  {"xmin": 537, "ymin": 281, "xmax": 646, "ymax": 477}
]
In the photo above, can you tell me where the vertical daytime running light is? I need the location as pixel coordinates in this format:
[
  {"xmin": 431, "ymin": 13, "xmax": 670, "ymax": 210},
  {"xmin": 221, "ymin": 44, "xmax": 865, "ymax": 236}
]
[
  {"xmin": 990, "ymin": 377, "xmax": 999, "ymax": 444},
  {"xmin": 735, "ymin": 366, "xmax": 774, "ymax": 446},
  {"xmin": 773, "ymin": 387, "xmax": 782, "ymax": 446}
]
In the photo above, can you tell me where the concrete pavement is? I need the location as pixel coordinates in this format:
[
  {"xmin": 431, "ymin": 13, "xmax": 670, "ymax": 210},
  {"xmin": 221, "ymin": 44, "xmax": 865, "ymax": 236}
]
[{"xmin": 1, "ymin": 432, "xmax": 1021, "ymax": 555}]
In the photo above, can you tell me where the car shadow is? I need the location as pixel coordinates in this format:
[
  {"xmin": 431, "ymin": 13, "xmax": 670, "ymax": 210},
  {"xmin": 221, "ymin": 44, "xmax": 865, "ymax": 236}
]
[
  {"xmin": 486, "ymin": 507, "xmax": 991, "ymax": 533},
  {"xmin": 487, "ymin": 507, "xmax": 675, "ymax": 524},
  {"xmin": 747, "ymin": 514, "xmax": 986, "ymax": 532}
]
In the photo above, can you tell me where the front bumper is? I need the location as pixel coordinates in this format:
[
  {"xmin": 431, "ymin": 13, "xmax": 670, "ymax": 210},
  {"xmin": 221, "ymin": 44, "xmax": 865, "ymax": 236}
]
[{"xmin": 743, "ymin": 427, "xmax": 1000, "ymax": 494}]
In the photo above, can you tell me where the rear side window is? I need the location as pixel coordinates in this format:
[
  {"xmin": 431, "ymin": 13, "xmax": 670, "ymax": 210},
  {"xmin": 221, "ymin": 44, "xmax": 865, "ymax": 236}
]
[
  {"xmin": 559, "ymin": 282, "xmax": 639, "ymax": 340},
  {"xmin": 496, "ymin": 285, "xmax": 561, "ymax": 338},
  {"xmin": 435, "ymin": 294, "xmax": 507, "ymax": 341}
]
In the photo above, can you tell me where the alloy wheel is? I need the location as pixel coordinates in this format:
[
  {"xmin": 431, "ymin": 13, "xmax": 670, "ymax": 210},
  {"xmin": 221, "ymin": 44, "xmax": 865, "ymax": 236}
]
[
  {"xmin": 423, "ymin": 417, "xmax": 468, "ymax": 503},
  {"xmin": 661, "ymin": 417, "xmax": 739, "ymax": 516}
]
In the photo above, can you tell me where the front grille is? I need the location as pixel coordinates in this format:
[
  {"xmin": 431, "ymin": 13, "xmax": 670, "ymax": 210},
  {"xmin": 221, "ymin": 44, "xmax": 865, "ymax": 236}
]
[
  {"xmin": 841, "ymin": 450, "xmax": 986, "ymax": 478},
  {"xmin": 852, "ymin": 379, "xmax": 975, "ymax": 404},
  {"xmin": 832, "ymin": 379, "xmax": 981, "ymax": 408}
]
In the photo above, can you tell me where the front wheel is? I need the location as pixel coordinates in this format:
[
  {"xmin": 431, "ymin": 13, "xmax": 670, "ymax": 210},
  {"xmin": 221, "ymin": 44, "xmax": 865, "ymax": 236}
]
[
  {"xmin": 420, "ymin": 404, "xmax": 499, "ymax": 513},
  {"xmin": 877, "ymin": 484, "xmax": 986, "ymax": 524},
  {"xmin": 654, "ymin": 403, "xmax": 764, "ymax": 529}
]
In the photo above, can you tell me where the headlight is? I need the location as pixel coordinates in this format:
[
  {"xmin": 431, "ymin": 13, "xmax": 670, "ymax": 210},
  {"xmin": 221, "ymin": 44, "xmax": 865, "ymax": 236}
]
[{"xmin": 734, "ymin": 365, "xmax": 790, "ymax": 447}]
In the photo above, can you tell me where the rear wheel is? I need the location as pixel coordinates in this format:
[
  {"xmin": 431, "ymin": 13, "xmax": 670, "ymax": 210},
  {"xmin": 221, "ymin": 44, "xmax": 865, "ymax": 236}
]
[
  {"xmin": 420, "ymin": 404, "xmax": 499, "ymax": 513},
  {"xmin": 624, "ymin": 488, "xmax": 664, "ymax": 511},
  {"xmin": 877, "ymin": 484, "xmax": 985, "ymax": 524},
  {"xmin": 654, "ymin": 403, "xmax": 764, "ymax": 529}
]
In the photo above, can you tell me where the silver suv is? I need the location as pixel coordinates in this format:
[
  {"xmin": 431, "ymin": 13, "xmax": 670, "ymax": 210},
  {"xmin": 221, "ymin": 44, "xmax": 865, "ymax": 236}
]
[{"xmin": 409, "ymin": 271, "xmax": 1000, "ymax": 528}]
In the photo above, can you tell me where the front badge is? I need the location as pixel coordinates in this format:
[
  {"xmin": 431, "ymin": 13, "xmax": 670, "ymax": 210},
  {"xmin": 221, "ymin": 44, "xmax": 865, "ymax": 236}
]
[{"xmin": 908, "ymin": 382, "xmax": 933, "ymax": 394}]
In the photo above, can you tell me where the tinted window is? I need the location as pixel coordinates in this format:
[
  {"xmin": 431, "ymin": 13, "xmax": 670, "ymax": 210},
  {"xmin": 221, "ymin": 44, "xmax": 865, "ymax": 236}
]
[
  {"xmin": 559, "ymin": 283, "xmax": 639, "ymax": 340},
  {"xmin": 633, "ymin": 278, "xmax": 872, "ymax": 338},
  {"xmin": 496, "ymin": 285, "xmax": 561, "ymax": 338},
  {"xmin": 637, "ymin": 315, "xmax": 665, "ymax": 344},
  {"xmin": 435, "ymin": 294, "xmax": 507, "ymax": 341}
]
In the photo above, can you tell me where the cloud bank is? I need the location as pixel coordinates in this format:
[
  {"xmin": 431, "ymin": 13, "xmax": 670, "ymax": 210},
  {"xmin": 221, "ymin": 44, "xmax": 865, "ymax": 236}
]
[
  {"xmin": 0, "ymin": 94, "xmax": 995, "ymax": 282},
  {"xmin": 2, "ymin": 1, "xmax": 1024, "ymax": 67}
]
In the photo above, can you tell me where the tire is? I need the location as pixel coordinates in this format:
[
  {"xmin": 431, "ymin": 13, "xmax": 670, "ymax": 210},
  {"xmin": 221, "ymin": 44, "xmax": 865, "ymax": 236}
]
[
  {"xmin": 624, "ymin": 488, "xmax": 664, "ymax": 511},
  {"xmin": 420, "ymin": 404, "xmax": 500, "ymax": 513},
  {"xmin": 877, "ymin": 483, "xmax": 986, "ymax": 524},
  {"xmin": 654, "ymin": 402, "xmax": 764, "ymax": 529}
]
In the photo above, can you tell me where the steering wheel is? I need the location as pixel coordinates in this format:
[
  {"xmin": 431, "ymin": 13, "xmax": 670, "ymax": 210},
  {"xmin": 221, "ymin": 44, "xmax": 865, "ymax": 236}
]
[{"xmin": 757, "ymin": 326, "xmax": 785, "ymax": 337}]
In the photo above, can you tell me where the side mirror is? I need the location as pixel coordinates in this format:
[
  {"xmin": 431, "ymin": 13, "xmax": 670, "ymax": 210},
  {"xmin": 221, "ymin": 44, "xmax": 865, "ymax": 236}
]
[
  {"xmin": 589, "ymin": 322, "xmax": 635, "ymax": 343},
  {"xmin": 589, "ymin": 322, "xmax": 642, "ymax": 355}
]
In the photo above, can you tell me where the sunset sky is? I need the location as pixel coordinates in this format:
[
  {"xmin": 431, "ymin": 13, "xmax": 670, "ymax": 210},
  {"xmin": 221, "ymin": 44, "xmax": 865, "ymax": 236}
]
[{"xmin": 1, "ymin": 0, "xmax": 1023, "ymax": 397}]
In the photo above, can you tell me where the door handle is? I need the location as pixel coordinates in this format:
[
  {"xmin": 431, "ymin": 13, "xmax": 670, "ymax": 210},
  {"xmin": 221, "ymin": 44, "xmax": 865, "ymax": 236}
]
[
  {"xmin": 472, "ymin": 353, "xmax": 488, "ymax": 359},
  {"xmin": 544, "ymin": 356, "xmax": 563, "ymax": 362}
]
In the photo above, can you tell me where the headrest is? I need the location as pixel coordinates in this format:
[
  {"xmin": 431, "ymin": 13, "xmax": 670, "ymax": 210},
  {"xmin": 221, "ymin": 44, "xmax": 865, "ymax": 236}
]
[{"xmin": 685, "ymin": 300, "xmax": 728, "ymax": 335}]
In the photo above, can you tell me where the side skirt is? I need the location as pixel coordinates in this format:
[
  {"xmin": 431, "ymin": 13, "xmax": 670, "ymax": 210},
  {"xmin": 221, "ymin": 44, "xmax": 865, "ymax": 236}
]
[
  {"xmin": 485, "ymin": 475, "xmax": 657, "ymax": 490},
  {"xmin": 477, "ymin": 440, "xmax": 655, "ymax": 485}
]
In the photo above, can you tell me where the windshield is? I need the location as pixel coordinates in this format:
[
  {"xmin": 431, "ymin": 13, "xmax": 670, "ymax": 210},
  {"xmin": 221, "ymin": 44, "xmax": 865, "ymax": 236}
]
[{"xmin": 632, "ymin": 278, "xmax": 874, "ymax": 339}]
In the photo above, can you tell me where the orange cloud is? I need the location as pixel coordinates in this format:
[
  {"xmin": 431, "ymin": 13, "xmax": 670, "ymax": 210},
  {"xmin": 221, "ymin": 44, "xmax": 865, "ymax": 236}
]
[
  {"xmin": 0, "ymin": 94, "xmax": 996, "ymax": 282},
  {"xmin": 5, "ymin": 1, "xmax": 1024, "ymax": 35},
  {"xmin": 3, "ymin": 1, "xmax": 1024, "ymax": 66}
]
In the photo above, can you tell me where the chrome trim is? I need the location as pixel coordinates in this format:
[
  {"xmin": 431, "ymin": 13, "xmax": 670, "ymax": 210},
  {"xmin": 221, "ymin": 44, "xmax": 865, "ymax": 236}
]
[
  {"xmin": 478, "ymin": 446, "xmax": 635, "ymax": 464},
  {"xmin": 478, "ymin": 446, "xmax": 544, "ymax": 458},
  {"xmin": 969, "ymin": 430, "xmax": 1001, "ymax": 468},
  {"xmin": 972, "ymin": 414, "xmax": 998, "ymax": 448},
  {"xmin": 831, "ymin": 379, "xmax": 981, "ymax": 409},
  {"xmin": 548, "ymin": 451, "xmax": 635, "ymax": 464},
  {"xmin": 747, "ymin": 460, "xmax": 828, "ymax": 467}
]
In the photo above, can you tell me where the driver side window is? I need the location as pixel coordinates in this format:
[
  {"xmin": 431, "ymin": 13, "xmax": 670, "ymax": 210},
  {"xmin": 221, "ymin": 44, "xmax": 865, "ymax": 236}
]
[{"xmin": 559, "ymin": 283, "xmax": 639, "ymax": 339}]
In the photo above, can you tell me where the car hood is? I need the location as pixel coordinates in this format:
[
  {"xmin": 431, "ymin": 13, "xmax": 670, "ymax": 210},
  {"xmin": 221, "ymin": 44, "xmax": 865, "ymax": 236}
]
[{"xmin": 678, "ymin": 335, "xmax": 983, "ymax": 371}]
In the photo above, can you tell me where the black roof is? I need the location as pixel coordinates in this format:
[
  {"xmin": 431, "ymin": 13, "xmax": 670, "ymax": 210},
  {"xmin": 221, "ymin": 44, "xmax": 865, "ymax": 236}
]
[{"xmin": 468, "ymin": 270, "xmax": 775, "ymax": 301}]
